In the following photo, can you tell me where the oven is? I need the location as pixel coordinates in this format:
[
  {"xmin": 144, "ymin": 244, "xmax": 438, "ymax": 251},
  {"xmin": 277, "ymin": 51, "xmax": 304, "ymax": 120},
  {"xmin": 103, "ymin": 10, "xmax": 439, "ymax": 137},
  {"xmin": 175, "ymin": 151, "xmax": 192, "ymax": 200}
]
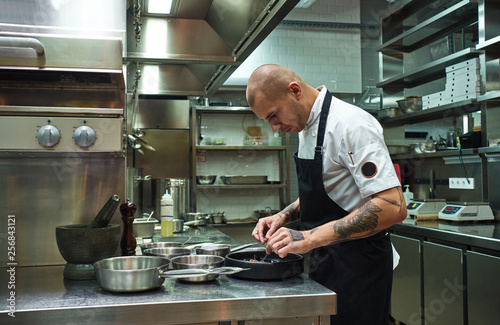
[{"xmin": 0, "ymin": 0, "xmax": 126, "ymax": 267}]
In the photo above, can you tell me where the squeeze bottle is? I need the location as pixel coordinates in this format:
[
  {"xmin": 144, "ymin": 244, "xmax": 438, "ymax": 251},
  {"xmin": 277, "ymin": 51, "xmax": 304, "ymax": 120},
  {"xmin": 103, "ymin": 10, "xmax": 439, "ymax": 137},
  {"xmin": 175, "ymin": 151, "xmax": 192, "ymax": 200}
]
[
  {"xmin": 160, "ymin": 191, "xmax": 174, "ymax": 237},
  {"xmin": 403, "ymin": 185, "xmax": 414, "ymax": 218}
]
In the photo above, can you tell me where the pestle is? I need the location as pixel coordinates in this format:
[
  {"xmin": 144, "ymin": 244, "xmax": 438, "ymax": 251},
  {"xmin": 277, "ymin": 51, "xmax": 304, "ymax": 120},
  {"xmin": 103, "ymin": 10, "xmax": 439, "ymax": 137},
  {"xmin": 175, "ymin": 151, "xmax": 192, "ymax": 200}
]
[
  {"xmin": 88, "ymin": 195, "xmax": 121, "ymax": 228},
  {"xmin": 120, "ymin": 199, "xmax": 137, "ymax": 256}
]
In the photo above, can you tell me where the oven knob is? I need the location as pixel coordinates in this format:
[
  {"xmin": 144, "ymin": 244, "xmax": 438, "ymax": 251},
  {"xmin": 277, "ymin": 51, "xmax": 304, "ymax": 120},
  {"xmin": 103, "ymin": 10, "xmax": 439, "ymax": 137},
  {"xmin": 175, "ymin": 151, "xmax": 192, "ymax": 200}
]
[
  {"xmin": 37, "ymin": 125, "xmax": 60, "ymax": 147},
  {"xmin": 73, "ymin": 126, "xmax": 96, "ymax": 148}
]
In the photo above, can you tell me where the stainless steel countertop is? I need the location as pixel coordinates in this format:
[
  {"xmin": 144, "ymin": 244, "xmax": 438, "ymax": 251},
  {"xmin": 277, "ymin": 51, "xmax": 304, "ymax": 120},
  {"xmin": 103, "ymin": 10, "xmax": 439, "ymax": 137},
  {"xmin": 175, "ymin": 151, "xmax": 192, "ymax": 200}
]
[
  {"xmin": 391, "ymin": 219, "xmax": 500, "ymax": 251},
  {"xmin": 0, "ymin": 226, "xmax": 336, "ymax": 324}
]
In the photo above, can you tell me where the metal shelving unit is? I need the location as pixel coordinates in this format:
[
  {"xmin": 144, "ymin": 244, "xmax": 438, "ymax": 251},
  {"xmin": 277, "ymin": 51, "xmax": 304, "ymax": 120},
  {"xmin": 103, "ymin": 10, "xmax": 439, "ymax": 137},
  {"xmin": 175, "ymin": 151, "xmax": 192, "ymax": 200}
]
[{"xmin": 190, "ymin": 105, "xmax": 291, "ymax": 212}]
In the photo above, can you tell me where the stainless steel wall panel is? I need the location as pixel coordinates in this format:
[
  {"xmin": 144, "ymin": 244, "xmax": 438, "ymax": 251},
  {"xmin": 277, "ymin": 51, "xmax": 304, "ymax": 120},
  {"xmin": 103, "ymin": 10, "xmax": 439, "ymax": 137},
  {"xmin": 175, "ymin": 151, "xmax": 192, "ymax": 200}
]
[
  {"xmin": 0, "ymin": 153, "xmax": 126, "ymax": 267},
  {"xmin": 135, "ymin": 99, "xmax": 190, "ymax": 130},
  {"xmin": 131, "ymin": 129, "xmax": 190, "ymax": 179}
]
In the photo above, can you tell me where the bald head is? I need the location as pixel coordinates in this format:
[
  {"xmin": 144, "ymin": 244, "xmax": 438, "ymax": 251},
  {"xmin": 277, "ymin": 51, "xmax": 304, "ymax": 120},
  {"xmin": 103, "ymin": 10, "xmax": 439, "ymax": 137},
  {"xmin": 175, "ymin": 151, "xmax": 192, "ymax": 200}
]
[{"xmin": 246, "ymin": 64, "xmax": 307, "ymax": 108}]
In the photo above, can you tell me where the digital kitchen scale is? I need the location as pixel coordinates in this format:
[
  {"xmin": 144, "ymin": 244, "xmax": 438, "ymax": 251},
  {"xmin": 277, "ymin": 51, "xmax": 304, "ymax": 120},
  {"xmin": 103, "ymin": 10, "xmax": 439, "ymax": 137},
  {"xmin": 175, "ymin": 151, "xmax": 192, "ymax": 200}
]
[
  {"xmin": 438, "ymin": 202, "xmax": 495, "ymax": 221},
  {"xmin": 407, "ymin": 199, "xmax": 447, "ymax": 218}
]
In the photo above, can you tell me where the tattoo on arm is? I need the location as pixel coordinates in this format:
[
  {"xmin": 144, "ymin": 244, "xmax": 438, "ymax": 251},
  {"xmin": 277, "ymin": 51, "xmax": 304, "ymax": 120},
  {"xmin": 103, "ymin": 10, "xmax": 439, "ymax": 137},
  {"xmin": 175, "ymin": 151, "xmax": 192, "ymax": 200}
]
[
  {"xmin": 372, "ymin": 187, "xmax": 405, "ymax": 212},
  {"xmin": 279, "ymin": 202, "xmax": 300, "ymax": 224},
  {"xmin": 288, "ymin": 229, "xmax": 304, "ymax": 242},
  {"xmin": 332, "ymin": 201, "xmax": 381, "ymax": 241}
]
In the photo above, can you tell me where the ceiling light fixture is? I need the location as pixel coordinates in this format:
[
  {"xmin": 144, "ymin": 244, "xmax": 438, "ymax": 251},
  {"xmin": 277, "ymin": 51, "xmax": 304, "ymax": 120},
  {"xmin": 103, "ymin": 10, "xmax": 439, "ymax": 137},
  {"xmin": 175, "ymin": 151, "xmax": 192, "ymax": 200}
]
[
  {"xmin": 147, "ymin": 0, "xmax": 173, "ymax": 15},
  {"xmin": 295, "ymin": 0, "xmax": 317, "ymax": 8}
]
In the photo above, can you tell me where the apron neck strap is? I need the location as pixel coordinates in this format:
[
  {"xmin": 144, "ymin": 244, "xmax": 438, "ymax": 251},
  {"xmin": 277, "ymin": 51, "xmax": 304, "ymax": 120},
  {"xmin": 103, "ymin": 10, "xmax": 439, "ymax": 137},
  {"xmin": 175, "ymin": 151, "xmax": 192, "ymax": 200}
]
[{"xmin": 315, "ymin": 90, "xmax": 332, "ymax": 157}]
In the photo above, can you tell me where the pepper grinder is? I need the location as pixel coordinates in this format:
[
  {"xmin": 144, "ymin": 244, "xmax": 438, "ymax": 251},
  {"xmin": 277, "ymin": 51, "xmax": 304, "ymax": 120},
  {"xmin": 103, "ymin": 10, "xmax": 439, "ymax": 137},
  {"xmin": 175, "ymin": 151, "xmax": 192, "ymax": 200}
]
[{"xmin": 120, "ymin": 199, "xmax": 137, "ymax": 256}]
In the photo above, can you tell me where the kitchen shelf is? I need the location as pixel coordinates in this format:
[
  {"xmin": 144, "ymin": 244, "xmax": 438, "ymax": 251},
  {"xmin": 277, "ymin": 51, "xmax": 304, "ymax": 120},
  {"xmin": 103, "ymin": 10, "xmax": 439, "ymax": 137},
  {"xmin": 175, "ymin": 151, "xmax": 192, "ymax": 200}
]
[
  {"xmin": 476, "ymin": 36, "xmax": 500, "ymax": 53},
  {"xmin": 194, "ymin": 105, "xmax": 253, "ymax": 113},
  {"xmin": 377, "ymin": 48, "xmax": 481, "ymax": 89},
  {"xmin": 195, "ymin": 145, "xmax": 287, "ymax": 151},
  {"xmin": 196, "ymin": 184, "xmax": 287, "ymax": 190},
  {"xmin": 379, "ymin": 99, "xmax": 480, "ymax": 127},
  {"xmin": 390, "ymin": 147, "xmax": 477, "ymax": 160},
  {"xmin": 477, "ymin": 90, "xmax": 500, "ymax": 102},
  {"xmin": 377, "ymin": 0, "xmax": 478, "ymax": 54}
]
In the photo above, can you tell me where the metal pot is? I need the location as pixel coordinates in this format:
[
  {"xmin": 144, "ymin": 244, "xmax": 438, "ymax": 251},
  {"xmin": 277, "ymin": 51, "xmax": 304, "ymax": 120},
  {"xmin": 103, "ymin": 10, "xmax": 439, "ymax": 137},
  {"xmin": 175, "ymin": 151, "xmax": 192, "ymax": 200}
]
[
  {"xmin": 170, "ymin": 254, "xmax": 225, "ymax": 282},
  {"xmin": 185, "ymin": 212, "xmax": 210, "ymax": 226},
  {"xmin": 225, "ymin": 249, "xmax": 304, "ymax": 280},
  {"xmin": 255, "ymin": 207, "xmax": 280, "ymax": 218},
  {"xmin": 93, "ymin": 256, "xmax": 169, "ymax": 292},
  {"xmin": 173, "ymin": 218, "xmax": 184, "ymax": 233}
]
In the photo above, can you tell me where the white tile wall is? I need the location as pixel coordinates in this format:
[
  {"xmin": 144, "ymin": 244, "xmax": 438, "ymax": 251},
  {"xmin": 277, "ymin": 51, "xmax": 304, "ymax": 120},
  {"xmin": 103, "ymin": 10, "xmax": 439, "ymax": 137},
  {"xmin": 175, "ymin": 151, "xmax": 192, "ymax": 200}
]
[
  {"xmin": 195, "ymin": 112, "xmax": 284, "ymax": 221},
  {"xmin": 224, "ymin": 0, "xmax": 362, "ymax": 93}
]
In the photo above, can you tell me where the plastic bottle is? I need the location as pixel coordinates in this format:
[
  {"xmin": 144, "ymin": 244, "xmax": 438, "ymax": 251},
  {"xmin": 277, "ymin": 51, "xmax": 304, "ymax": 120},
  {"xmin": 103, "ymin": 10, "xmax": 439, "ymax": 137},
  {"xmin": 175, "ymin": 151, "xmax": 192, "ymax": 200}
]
[
  {"xmin": 403, "ymin": 185, "xmax": 414, "ymax": 218},
  {"xmin": 160, "ymin": 191, "xmax": 174, "ymax": 237}
]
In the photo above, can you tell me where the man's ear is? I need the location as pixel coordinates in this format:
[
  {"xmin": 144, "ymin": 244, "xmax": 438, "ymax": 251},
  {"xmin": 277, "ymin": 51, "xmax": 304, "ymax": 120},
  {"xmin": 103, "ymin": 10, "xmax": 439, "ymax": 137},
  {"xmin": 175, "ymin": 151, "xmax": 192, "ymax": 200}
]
[{"xmin": 288, "ymin": 82, "xmax": 302, "ymax": 100}]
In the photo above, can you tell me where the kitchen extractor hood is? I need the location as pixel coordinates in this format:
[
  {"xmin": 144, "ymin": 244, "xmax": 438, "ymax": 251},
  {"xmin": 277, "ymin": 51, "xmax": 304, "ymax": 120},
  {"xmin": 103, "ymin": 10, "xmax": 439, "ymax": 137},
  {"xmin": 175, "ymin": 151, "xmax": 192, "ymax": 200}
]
[{"xmin": 125, "ymin": 0, "xmax": 299, "ymax": 96}]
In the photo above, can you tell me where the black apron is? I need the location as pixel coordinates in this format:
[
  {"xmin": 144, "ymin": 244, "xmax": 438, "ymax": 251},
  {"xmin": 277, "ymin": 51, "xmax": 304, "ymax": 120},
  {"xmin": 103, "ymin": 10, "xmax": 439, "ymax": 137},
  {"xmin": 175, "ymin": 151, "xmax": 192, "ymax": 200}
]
[{"xmin": 294, "ymin": 91, "xmax": 393, "ymax": 325}]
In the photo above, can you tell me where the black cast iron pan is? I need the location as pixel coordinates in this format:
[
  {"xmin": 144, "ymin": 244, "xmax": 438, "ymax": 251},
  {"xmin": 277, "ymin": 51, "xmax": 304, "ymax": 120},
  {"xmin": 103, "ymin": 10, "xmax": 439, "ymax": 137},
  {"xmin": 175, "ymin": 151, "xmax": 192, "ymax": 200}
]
[{"xmin": 225, "ymin": 248, "xmax": 304, "ymax": 280}]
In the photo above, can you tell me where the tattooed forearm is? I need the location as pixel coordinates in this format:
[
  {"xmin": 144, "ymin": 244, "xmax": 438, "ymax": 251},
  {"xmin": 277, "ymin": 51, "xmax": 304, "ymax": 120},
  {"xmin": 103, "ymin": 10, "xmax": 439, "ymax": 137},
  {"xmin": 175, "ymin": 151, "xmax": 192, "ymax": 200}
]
[
  {"xmin": 372, "ymin": 187, "xmax": 405, "ymax": 212},
  {"xmin": 332, "ymin": 201, "xmax": 381, "ymax": 241},
  {"xmin": 289, "ymin": 229, "xmax": 304, "ymax": 242},
  {"xmin": 279, "ymin": 202, "xmax": 300, "ymax": 224}
]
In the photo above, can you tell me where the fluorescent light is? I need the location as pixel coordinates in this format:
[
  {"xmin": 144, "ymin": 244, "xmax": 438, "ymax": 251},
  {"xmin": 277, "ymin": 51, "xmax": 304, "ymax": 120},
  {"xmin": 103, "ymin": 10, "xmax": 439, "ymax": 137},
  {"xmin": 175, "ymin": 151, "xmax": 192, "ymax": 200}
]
[
  {"xmin": 147, "ymin": 0, "xmax": 173, "ymax": 14},
  {"xmin": 295, "ymin": 0, "xmax": 317, "ymax": 8}
]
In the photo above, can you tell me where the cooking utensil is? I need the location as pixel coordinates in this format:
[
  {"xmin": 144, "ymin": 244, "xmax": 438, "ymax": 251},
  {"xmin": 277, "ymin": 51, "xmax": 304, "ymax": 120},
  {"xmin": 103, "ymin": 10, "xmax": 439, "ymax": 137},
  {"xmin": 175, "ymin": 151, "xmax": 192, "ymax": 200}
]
[
  {"xmin": 196, "ymin": 175, "xmax": 217, "ymax": 185},
  {"xmin": 173, "ymin": 218, "xmax": 184, "ymax": 233},
  {"xmin": 88, "ymin": 194, "xmax": 120, "ymax": 228},
  {"xmin": 225, "ymin": 249, "xmax": 304, "ymax": 280},
  {"xmin": 255, "ymin": 207, "xmax": 280, "ymax": 218},
  {"xmin": 194, "ymin": 243, "xmax": 257, "ymax": 257},
  {"xmin": 377, "ymin": 107, "xmax": 399, "ymax": 119},
  {"xmin": 140, "ymin": 241, "xmax": 182, "ymax": 254},
  {"xmin": 93, "ymin": 256, "xmax": 169, "ymax": 292},
  {"xmin": 132, "ymin": 217, "xmax": 157, "ymax": 238},
  {"xmin": 397, "ymin": 96, "xmax": 423, "ymax": 114},
  {"xmin": 160, "ymin": 266, "xmax": 250, "ymax": 278},
  {"xmin": 127, "ymin": 134, "xmax": 144, "ymax": 154},
  {"xmin": 135, "ymin": 136, "xmax": 156, "ymax": 151},
  {"xmin": 143, "ymin": 247, "xmax": 192, "ymax": 259},
  {"xmin": 170, "ymin": 254, "xmax": 225, "ymax": 282},
  {"xmin": 55, "ymin": 224, "xmax": 121, "ymax": 280}
]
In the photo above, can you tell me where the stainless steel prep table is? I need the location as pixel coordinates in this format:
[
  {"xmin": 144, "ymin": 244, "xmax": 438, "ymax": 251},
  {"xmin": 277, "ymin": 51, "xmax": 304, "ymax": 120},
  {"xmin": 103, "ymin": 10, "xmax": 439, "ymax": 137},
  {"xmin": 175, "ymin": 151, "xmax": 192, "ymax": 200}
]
[
  {"xmin": 391, "ymin": 219, "xmax": 500, "ymax": 251},
  {"xmin": 1, "ymin": 225, "xmax": 336, "ymax": 324}
]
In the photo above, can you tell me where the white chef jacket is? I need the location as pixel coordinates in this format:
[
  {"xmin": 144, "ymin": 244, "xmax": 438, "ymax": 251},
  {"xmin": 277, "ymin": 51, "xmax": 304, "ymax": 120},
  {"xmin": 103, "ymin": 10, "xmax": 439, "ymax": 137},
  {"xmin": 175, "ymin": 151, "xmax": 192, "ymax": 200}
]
[{"xmin": 298, "ymin": 86, "xmax": 401, "ymax": 213}]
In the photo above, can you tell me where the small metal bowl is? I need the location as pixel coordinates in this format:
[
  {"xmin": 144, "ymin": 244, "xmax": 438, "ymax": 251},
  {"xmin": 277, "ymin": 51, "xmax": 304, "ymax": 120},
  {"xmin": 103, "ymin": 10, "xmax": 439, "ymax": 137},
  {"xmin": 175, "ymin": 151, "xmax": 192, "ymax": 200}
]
[
  {"xmin": 139, "ymin": 242, "xmax": 182, "ymax": 254},
  {"xmin": 170, "ymin": 254, "xmax": 225, "ymax": 282},
  {"xmin": 133, "ymin": 218, "xmax": 157, "ymax": 238},
  {"xmin": 196, "ymin": 175, "xmax": 217, "ymax": 185},
  {"xmin": 143, "ymin": 247, "xmax": 192, "ymax": 260},
  {"xmin": 397, "ymin": 96, "xmax": 422, "ymax": 114}
]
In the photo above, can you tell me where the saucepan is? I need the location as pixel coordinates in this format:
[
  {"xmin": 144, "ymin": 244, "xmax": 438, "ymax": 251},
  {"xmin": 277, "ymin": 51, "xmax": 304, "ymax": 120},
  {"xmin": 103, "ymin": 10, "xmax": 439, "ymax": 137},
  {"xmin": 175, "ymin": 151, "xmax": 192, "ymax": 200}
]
[
  {"xmin": 93, "ymin": 256, "xmax": 170, "ymax": 292},
  {"xmin": 225, "ymin": 248, "xmax": 304, "ymax": 280}
]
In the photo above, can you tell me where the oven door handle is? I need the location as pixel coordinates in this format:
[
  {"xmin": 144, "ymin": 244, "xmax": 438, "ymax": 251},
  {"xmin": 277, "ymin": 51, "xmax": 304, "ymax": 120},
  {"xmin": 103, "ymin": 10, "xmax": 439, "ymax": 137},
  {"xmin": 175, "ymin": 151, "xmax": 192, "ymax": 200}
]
[{"xmin": 0, "ymin": 36, "xmax": 45, "ymax": 55}]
